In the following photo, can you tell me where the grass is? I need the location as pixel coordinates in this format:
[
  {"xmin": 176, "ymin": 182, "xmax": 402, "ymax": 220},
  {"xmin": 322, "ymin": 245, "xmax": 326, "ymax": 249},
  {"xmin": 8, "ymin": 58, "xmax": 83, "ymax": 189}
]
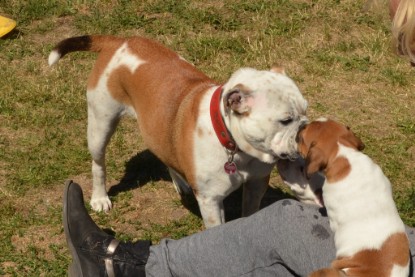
[{"xmin": 1, "ymin": 0, "xmax": 415, "ymax": 275}]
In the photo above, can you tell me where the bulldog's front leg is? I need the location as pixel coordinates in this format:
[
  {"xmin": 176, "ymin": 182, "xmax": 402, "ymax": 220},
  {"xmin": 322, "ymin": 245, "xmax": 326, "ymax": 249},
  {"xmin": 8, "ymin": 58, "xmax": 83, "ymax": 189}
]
[{"xmin": 242, "ymin": 175, "xmax": 270, "ymax": 217}]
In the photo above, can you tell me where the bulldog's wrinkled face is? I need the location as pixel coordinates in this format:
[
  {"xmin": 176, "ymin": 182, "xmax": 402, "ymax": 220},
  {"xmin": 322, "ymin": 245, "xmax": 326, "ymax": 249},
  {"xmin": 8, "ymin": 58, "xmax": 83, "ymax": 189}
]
[{"xmin": 221, "ymin": 67, "xmax": 308, "ymax": 163}]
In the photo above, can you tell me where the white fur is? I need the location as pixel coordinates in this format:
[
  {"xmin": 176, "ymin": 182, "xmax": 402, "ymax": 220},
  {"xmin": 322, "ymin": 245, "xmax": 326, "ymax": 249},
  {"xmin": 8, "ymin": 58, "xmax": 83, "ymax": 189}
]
[
  {"xmin": 89, "ymin": 64, "xmax": 307, "ymax": 227},
  {"xmin": 323, "ymin": 144, "xmax": 406, "ymax": 258},
  {"xmin": 192, "ymin": 86, "xmax": 277, "ymax": 226},
  {"xmin": 191, "ymin": 69, "xmax": 308, "ymax": 227},
  {"xmin": 48, "ymin": 50, "xmax": 61, "ymax": 66},
  {"xmin": 52, "ymin": 39, "xmax": 308, "ymax": 227},
  {"xmin": 391, "ymin": 263, "xmax": 410, "ymax": 277},
  {"xmin": 223, "ymin": 68, "xmax": 308, "ymax": 162},
  {"xmin": 87, "ymin": 43, "xmax": 145, "ymax": 211}
]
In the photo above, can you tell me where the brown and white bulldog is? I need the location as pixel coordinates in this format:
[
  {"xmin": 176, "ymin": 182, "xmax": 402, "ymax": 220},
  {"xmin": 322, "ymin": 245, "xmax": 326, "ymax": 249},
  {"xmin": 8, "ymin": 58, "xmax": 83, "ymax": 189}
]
[
  {"xmin": 297, "ymin": 118, "xmax": 410, "ymax": 277},
  {"xmin": 48, "ymin": 35, "xmax": 308, "ymax": 228}
]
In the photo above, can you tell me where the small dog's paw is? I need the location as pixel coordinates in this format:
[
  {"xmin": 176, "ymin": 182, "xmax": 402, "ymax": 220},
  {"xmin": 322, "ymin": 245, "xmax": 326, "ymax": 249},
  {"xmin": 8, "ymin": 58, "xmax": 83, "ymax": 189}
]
[{"xmin": 90, "ymin": 196, "xmax": 112, "ymax": 212}]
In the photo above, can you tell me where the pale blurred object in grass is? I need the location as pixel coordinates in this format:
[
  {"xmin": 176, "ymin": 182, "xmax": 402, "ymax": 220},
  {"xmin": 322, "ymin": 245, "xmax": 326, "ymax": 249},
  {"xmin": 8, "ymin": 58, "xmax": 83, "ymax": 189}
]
[{"xmin": 390, "ymin": 0, "xmax": 415, "ymax": 64}]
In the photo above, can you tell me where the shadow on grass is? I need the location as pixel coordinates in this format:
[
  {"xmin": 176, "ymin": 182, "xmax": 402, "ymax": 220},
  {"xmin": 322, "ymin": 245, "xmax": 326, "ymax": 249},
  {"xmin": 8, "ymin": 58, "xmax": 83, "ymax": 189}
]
[
  {"xmin": 108, "ymin": 149, "xmax": 296, "ymax": 221},
  {"xmin": 223, "ymin": 186, "xmax": 296, "ymax": 222},
  {"xmin": 108, "ymin": 149, "xmax": 171, "ymax": 195},
  {"xmin": 2, "ymin": 28, "xmax": 21, "ymax": 40}
]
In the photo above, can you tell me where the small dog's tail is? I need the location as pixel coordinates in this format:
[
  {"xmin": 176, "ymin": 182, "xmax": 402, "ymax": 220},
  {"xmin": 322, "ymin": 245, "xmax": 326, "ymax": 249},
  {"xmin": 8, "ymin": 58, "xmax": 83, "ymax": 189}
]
[{"xmin": 48, "ymin": 35, "xmax": 120, "ymax": 66}]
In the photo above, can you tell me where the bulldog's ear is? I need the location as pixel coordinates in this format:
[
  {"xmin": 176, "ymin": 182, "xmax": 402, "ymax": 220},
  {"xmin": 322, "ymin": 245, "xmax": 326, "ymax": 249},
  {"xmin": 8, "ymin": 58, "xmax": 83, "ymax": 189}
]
[
  {"xmin": 223, "ymin": 84, "xmax": 252, "ymax": 115},
  {"xmin": 340, "ymin": 129, "xmax": 365, "ymax": 151},
  {"xmin": 270, "ymin": 66, "xmax": 286, "ymax": 75},
  {"xmin": 305, "ymin": 144, "xmax": 327, "ymax": 178}
]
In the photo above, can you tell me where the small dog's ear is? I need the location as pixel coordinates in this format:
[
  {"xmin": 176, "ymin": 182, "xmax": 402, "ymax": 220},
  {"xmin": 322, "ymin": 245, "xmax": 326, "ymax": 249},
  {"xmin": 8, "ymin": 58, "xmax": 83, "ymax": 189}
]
[
  {"xmin": 223, "ymin": 84, "xmax": 252, "ymax": 116},
  {"xmin": 355, "ymin": 135, "xmax": 365, "ymax": 151},
  {"xmin": 340, "ymin": 131, "xmax": 365, "ymax": 151},
  {"xmin": 305, "ymin": 144, "xmax": 327, "ymax": 178}
]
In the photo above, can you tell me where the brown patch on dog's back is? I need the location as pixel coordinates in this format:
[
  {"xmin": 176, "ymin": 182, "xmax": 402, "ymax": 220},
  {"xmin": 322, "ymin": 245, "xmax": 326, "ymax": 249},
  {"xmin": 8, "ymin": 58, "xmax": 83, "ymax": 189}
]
[
  {"xmin": 326, "ymin": 157, "xmax": 351, "ymax": 183},
  {"xmin": 85, "ymin": 35, "xmax": 215, "ymax": 189},
  {"xmin": 114, "ymin": 40, "xmax": 214, "ymax": 187},
  {"xmin": 331, "ymin": 232, "xmax": 410, "ymax": 277}
]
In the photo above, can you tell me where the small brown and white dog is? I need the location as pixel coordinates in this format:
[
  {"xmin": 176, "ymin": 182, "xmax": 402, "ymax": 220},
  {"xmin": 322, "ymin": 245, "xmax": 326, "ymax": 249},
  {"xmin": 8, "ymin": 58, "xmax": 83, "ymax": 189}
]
[
  {"xmin": 297, "ymin": 118, "xmax": 410, "ymax": 277},
  {"xmin": 48, "ymin": 35, "xmax": 308, "ymax": 228}
]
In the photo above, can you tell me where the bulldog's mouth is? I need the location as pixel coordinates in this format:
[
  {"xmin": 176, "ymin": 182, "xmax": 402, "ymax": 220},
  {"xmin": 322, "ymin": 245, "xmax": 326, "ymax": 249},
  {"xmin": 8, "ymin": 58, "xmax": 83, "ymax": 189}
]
[
  {"xmin": 277, "ymin": 152, "xmax": 300, "ymax": 161},
  {"xmin": 271, "ymin": 118, "xmax": 308, "ymax": 161}
]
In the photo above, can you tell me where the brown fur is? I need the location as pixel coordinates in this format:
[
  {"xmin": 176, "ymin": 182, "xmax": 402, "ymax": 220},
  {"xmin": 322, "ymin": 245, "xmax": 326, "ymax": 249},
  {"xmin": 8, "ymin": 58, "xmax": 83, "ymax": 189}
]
[
  {"xmin": 326, "ymin": 157, "xmax": 351, "ymax": 183},
  {"xmin": 297, "ymin": 119, "xmax": 364, "ymax": 183},
  {"xmin": 88, "ymin": 36, "xmax": 215, "ymax": 191},
  {"xmin": 105, "ymin": 38, "xmax": 213, "ymax": 189},
  {"xmin": 50, "ymin": 34, "xmax": 308, "ymax": 226},
  {"xmin": 87, "ymin": 36, "xmax": 125, "ymax": 90},
  {"xmin": 327, "ymin": 233, "xmax": 409, "ymax": 277},
  {"xmin": 309, "ymin": 268, "xmax": 346, "ymax": 277}
]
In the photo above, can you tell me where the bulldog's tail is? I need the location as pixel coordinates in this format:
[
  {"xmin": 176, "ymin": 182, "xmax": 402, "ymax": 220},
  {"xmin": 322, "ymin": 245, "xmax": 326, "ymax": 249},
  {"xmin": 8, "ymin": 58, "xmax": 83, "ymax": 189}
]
[{"xmin": 48, "ymin": 35, "xmax": 120, "ymax": 66}]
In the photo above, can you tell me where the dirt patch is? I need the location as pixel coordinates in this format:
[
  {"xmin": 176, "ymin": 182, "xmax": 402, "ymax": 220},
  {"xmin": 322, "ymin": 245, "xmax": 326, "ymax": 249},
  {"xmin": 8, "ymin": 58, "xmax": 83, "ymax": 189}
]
[
  {"xmin": 3, "ymin": 183, "xmax": 66, "ymax": 262},
  {"xmin": 69, "ymin": 171, "xmax": 194, "ymax": 234},
  {"xmin": 29, "ymin": 16, "xmax": 77, "ymax": 45}
]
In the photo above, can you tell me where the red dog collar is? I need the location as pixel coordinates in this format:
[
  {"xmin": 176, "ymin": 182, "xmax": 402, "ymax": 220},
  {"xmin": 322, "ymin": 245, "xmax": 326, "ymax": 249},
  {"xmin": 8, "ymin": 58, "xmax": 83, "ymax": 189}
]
[{"xmin": 210, "ymin": 86, "xmax": 237, "ymax": 152}]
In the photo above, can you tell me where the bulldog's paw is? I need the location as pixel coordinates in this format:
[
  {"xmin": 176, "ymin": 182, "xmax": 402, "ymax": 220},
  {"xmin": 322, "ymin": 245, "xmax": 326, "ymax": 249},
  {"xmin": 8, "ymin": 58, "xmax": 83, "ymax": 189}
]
[{"xmin": 90, "ymin": 196, "xmax": 112, "ymax": 212}]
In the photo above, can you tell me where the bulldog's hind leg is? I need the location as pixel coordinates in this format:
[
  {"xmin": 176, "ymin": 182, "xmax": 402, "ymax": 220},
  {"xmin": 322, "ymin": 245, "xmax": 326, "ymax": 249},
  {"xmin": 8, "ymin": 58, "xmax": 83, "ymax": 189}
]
[{"xmin": 87, "ymin": 93, "xmax": 123, "ymax": 212}]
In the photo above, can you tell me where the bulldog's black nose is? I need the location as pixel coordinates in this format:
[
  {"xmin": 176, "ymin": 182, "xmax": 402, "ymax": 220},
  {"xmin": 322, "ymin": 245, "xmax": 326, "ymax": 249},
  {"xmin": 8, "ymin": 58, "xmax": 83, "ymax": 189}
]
[{"xmin": 279, "ymin": 153, "xmax": 289, "ymax": 159}]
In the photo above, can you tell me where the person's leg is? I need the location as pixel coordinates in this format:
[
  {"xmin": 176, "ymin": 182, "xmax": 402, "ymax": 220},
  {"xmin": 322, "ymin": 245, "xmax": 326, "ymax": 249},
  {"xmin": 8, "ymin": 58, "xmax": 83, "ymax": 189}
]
[
  {"xmin": 64, "ymin": 180, "xmax": 415, "ymax": 277},
  {"xmin": 146, "ymin": 199, "xmax": 336, "ymax": 277}
]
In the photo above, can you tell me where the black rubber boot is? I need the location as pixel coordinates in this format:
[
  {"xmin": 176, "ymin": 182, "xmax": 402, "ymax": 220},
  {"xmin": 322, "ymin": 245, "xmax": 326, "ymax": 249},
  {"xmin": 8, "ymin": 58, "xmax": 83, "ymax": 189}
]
[{"xmin": 63, "ymin": 180, "xmax": 150, "ymax": 277}]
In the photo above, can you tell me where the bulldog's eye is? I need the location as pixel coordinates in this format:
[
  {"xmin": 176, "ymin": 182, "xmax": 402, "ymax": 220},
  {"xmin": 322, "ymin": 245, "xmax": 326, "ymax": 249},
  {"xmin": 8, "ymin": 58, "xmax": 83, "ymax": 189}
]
[{"xmin": 280, "ymin": 118, "xmax": 293, "ymax": 126}]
